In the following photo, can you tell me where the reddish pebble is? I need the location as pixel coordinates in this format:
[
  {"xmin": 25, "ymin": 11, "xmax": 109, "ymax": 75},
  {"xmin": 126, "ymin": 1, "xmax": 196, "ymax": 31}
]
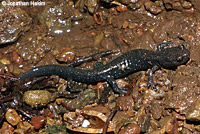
[
  {"xmin": 109, "ymin": 7, "xmax": 117, "ymax": 14},
  {"xmin": 116, "ymin": 4, "xmax": 127, "ymax": 12},
  {"xmin": 57, "ymin": 132, "xmax": 67, "ymax": 134},
  {"xmin": 134, "ymin": 26, "xmax": 144, "ymax": 37},
  {"xmin": 96, "ymin": 82, "xmax": 104, "ymax": 90},
  {"xmin": 185, "ymin": 7, "xmax": 194, "ymax": 14},
  {"xmin": 116, "ymin": 79, "xmax": 129, "ymax": 89},
  {"xmin": 118, "ymin": 123, "xmax": 140, "ymax": 134},
  {"xmin": 165, "ymin": 117, "xmax": 178, "ymax": 134},
  {"xmin": 57, "ymin": 48, "xmax": 75, "ymax": 63},
  {"xmin": 31, "ymin": 116, "xmax": 46, "ymax": 129},
  {"xmin": 93, "ymin": 12, "xmax": 105, "ymax": 25},
  {"xmin": 12, "ymin": 51, "xmax": 23, "ymax": 65}
]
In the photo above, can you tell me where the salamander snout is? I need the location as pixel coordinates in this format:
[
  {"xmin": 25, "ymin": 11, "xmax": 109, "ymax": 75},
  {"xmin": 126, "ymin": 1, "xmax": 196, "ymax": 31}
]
[{"xmin": 178, "ymin": 45, "xmax": 190, "ymax": 63}]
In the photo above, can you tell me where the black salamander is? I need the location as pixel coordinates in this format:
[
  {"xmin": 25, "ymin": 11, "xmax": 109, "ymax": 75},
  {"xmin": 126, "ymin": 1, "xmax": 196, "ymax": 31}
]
[{"xmin": 19, "ymin": 42, "xmax": 190, "ymax": 93}]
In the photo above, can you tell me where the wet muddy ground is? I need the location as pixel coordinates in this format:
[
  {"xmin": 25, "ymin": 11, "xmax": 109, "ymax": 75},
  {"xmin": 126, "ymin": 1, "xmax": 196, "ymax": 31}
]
[{"xmin": 0, "ymin": 0, "xmax": 200, "ymax": 134}]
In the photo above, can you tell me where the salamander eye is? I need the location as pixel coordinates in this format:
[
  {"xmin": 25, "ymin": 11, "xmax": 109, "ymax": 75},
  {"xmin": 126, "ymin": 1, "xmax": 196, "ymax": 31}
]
[{"xmin": 177, "ymin": 56, "xmax": 183, "ymax": 62}]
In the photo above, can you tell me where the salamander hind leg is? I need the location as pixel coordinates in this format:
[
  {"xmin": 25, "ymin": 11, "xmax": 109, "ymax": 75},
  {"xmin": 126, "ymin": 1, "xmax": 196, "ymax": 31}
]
[{"xmin": 106, "ymin": 75, "xmax": 127, "ymax": 94}]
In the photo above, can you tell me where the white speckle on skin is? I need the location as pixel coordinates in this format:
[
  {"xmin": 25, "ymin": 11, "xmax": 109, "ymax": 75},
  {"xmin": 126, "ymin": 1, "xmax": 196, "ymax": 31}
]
[{"xmin": 33, "ymin": 68, "xmax": 39, "ymax": 72}]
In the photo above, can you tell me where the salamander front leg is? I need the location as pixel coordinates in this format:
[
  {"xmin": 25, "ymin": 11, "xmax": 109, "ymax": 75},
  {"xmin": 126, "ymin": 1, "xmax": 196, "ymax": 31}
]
[
  {"xmin": 148, "ymin": 65, "xmax": 160, "ymax": 89},
  {"xmin": 94, "ymin": 61, "xmax": 104, "ymax": 69},
  {"xmin": 106, "ymin": 75, "xmax": 127, "ymax": 94}
]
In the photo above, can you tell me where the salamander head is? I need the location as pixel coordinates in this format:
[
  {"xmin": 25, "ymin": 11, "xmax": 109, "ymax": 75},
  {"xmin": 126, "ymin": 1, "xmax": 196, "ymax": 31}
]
[{"xmin": 158, "ymin": 44, "xmax": 190, "ymax": 69}]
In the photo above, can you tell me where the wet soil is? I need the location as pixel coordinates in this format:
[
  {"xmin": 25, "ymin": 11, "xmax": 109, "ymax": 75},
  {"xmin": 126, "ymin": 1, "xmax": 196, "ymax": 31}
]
[{"xmin": 0, "ymin": 0, "xmax": 200, "ymax": 133}]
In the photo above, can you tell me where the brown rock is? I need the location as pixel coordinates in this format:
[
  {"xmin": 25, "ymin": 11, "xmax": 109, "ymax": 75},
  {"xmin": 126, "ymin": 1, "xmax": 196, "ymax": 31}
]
[
  {"xmin": 0, "ymin": 122, "xmax": 14, "ymax": 133},
  {"xmin": 190, "ymin": 45, "xmax": 200, "ymax": 62},
  {"xmin": 165, "ymin": 116, "xmax": 178, "ymax": 134},
  {"xmin": 186, "ymin": 97, "xmax": 200, "ymax": 121},
  {"xmin": 31, "ymin": 116, "xmax": 46, "ymax": 129},
  {"xmin": 116, "ymin": 96, "xmax": 134, "ymax": 111},
  {"xmin": 14, "ymin": 121, "xmax": 34, "ymax": 133}
]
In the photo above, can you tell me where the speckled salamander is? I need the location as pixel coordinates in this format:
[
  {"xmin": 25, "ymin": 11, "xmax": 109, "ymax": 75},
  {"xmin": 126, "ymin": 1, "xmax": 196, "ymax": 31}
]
[{"xmin": 19, "ymin": 42, "xmax": 190, "ymax": 93}]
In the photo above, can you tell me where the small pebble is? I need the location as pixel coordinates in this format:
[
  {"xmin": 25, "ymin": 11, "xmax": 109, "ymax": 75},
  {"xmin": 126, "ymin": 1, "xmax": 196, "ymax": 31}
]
[
  {"xmin": 118, "ymin": 123, "xmax": 140, "ymax": 134},
  {"xmin": 14, "ymin": 121, "xmax": 33, "ymax": 133},
  {"xmin": 117, "ymin": 4, "xmax": 128, "ymax": 12},
  {"xmin": 71, "ymin": 9, "xmax": 83, "ymax": 21},
  {"xmin": 182, "ymin": 1, "xmax": 192, "ymax": 9},
  {"xmin": 12, "ymin": 51, "xmax": 23, "ymax": 65},
  {"xmin": 46, "ymin": 117, "xmax": 55, "ymax": 126},
  {"xmin": 116, "ymin": 96, "xmax": 134, "ymax": 111},
  {"xmin": 5, "ymin": 108, "xmax": 21, "ymax": 126},
  {"xmin": 165, "ymin": 117, "xmax": 178, "ymax": 134},
  {"xmin": 144, "ymin": 1, "xmax": 162, "ymax": 14},
  {"xmin": 0, "ymin": 58, "xmax": 10, "ymax": 65},
  {"xmin": 0, "ymin": 122, "xmax": 14, "ymax": 133}
]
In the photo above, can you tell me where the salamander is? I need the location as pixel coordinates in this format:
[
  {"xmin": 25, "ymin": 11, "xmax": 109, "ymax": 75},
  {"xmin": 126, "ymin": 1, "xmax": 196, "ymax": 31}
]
[{"xmin": 19, "ymin": 42, "xmax": 190, "ymax": 93}]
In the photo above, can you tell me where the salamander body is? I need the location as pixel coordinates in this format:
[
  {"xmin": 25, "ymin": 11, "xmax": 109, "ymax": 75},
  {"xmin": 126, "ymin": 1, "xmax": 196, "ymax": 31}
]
[{"xmin": 19, "ymin": 43, "xmax": 190, "ymax": 93}]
